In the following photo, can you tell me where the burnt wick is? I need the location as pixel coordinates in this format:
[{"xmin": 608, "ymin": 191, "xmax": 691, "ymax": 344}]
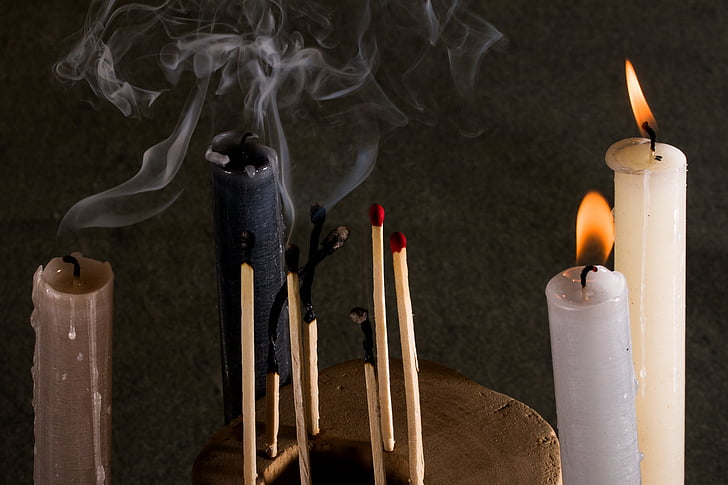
[
  {"xmin": 580, "ymin": 265, "xmax": 598, "ymax": 288},
  {"xmin": 350, "ymin": 307, "xmax": 375, "ymax": 365},
  {"xmin": 62, "ymin": 255, "xmax": 81, "ymax": 279},
  {"xmin": 642, "ymin": 121, "xmax": 657, "ymax": 153}
]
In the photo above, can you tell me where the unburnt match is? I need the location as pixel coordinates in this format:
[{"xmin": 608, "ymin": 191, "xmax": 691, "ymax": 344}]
[
  {"xmin": 391, "ymin": 232, "xmax": 424, "ymax": 485},
  {"xmin": 369, "ymin": 203, "xmax": 395, "ymax": 452}
]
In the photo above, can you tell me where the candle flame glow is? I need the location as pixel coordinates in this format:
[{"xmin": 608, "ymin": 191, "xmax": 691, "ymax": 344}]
[
  {"xmin": 576, "ymin": 191, "xmax": 614, "ymax": 265},
  {"xmin": 625, "ymin": 59, "xmax": 657, "ymax": 137}
]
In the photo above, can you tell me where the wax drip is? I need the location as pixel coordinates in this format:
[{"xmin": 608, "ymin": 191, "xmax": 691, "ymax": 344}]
[
  {"xmin": 350, "ymin": 307, "xmax": 375, "ymax": 365},
  {"xmin": 580, "ymin": 265, "xmax": 598, "ymax": 288}
]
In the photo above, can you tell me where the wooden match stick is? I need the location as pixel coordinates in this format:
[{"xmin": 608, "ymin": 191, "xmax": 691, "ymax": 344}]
[
  {"xmin": 264, "ymin": 370, "xmax": 279, "ymax": 458},
  {"xmin": 351, "ymin": 307, "xmax": 387, "ymax": 485},
  {"xmin": 286, "ymin": 246, "xmax": 312, "ymax": 485},
  {"xmin": 390, "ymin": 232, "xmax": 424, "ymax": 485},
  {"xmin": 369, "ymin": 204, "xmax": 395, "ymax": 452},
  {"xmin": 240, "ymin": 231, "xmax": 257, "ymax": 485}
]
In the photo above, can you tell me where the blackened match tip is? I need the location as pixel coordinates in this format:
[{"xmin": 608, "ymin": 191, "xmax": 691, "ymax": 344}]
[
  {"xmin": 323, "ymin": 226, "xmax": 350, "ymax": 254},
  {"xmin": 369, "ymin": 204, "xmax": 385, "ymax": 226},
  {"xmin": 349, "ymin": 307, "xmax": 369, "ymax": 325},
  {"xmin": 285, "ymin": 245, "xmax": 300, "ymax": 272},
  {"xmin": 580, "ymin": 265, "xmax": 598, "ymax": 288},
  {"xmin": 62, "ymin": 255, "xmax": 81, "ymax": 278},
  {"xmin": 310, "ymin": 203, "xmax": 326, "ymax": 225},
  {"xmin": 390, "ymin": 232, "xmax": 407, "ymax": 253}
]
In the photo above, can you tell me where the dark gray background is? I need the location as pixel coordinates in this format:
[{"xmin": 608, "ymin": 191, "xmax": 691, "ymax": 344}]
[{"xmin": 2, "ymin": 1, "xmax": 726, "ymax": 483}]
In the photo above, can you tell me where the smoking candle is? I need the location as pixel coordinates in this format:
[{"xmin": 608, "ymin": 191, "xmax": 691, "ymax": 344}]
[
  {"xmin": 207, "ymin": 131, "xmax": 290, "ymax": 423},
  {"xmin": 606, "ymin": 61, "xmax": 687, "ymax": 484},
  {"xmin": 31, "ymin": 253, "xmax": 113, "ymax": 485},
  {"xmin": 545, "ymin": 192, "xmax": 640, "ymax": 485}
]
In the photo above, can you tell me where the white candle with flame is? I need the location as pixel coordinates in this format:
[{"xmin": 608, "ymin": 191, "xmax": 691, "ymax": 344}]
[
  {"xmin": 605, "ymin": 60, "xmax": 686, "ymax": 484},
  {"xmin": 31, "ymin": 253, "xmax": 114, "ymax": 485},
  {"xmin": 545, "ymin": 192, "xmax": 641, "ymax": 485}
]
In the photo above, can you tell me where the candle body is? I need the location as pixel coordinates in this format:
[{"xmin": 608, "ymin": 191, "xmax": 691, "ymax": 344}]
[
  {"xmin": 606, "ymin": 138, "xmax": 686, "ymax": 484},
  {"xmin": 545, "ymin": 266, "xmax": 640, "ymax": 485},
  {"xmin": 209, "ymin": 135, "xmax": 290, "ymax": 424},
  {"xmin": 31, "ymin": 254, "xmax": 113, "ymax": 485}
]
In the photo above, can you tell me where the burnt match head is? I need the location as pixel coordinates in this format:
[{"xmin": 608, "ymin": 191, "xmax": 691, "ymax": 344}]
[
  {"xmin": 241, "ymin": 231, "xmax": 255, "ymax": 263},
  {"xmin": 285, "ymin": 245, "xmax": 300, "ymax": 273},
  {"xmin": 369, "ymin": 204, "xmax": 385, "ymax": 227},
  {"xmin": 62, "ymin": 255, "xmax": 81, "ymax": 278},
  {"xmin": 310, "ymin": 203, "xmax": 326, "ymax": 225},
  {"xmin": 350, "ymin": 307, "xmax": 369, "ymax": 325},
  {"xmin": 322, "ymin": 226, "xmax": 350, "ymax": 255},
  {"xmin": 580, "ymin": 265, "xmax": 598, "ymax": 288},
  {"xmin": 390, "ymin": 232, "xmax": 407, "ymax": 253}
]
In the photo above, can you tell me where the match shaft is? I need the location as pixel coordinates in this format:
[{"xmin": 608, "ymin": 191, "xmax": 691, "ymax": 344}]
[
  {"xmin": 365, "ymin": 362, "xmax": 388, "ymax": 485},
  {"xmin": 372, "ymin": 224, "xmax": 395, "ymax": 452},
  {"xmin": 287, "ymin": 271, "xmax": 312, "ymax": 485},
  {"xmin": 265, "ymin": 372, "xmax": 280, "ymax": 458},
  {"xmin": 303, "ymin": 319, "xmax": 320, "ymax": 435},
  {"xmin": 392, "ymin": 247, "xmax": 424, "ymax": 485},
  {"xmin": 240, "ymin": 262, "xmax": 257, "ymax": 485}
]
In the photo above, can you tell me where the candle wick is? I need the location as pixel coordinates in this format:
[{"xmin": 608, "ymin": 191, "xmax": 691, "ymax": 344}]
[
  {"xmin": 62, "ymin": 255, "xmax": 81, "ymax": 282},
  {"xmin": 580, "ymin": 265, "xmax": 598, "ymax": 288},
  {"xmin": 641, "ymin": 121, "xmax": 657, "ymax": 153}
]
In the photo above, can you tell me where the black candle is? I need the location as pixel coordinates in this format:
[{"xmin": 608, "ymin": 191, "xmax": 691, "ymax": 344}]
[{"xmin": 207, "ymin": 131, "xmax": 290, "ymax": 424}]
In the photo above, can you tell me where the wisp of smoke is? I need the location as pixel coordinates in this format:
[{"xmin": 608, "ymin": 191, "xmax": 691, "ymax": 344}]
[{"xmin": 55, "ymin": 0, "xmax": 505, "ymax": 237}]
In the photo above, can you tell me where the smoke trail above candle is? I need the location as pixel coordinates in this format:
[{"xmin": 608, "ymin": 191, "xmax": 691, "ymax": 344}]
[{"xmin": 55, "ymin": 0, "xmax": 505, "ymax": 236}]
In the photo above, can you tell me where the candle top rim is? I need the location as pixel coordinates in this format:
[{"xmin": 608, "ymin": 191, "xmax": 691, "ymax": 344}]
[
  {"xmin": 206, "ymin": 130, "xmax": 277, "ymax": 173},
  {"xmin": 606, "ymin": 137, "xmax": 686, "ymax": 174},
  {"xmin": 546, "ymin": 265, "xmax": 627, "ymax": 307},
  {"xmin": 40, "ymin": 254, "xmax": 113, "ymax": 295}
]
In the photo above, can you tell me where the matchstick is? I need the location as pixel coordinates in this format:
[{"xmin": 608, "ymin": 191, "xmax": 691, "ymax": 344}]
[
  {"xmin": 390, "ymin": 232, "xmax": 424, "ymax": 485},
  {"xmin": 264, "ymin": 370, "xmax": 279, "ymax": 458},
  {"xmin": 302, "ymin": 203, "xmax": 324, "ymax": 436},
  {"xmin": 240, "ymin": 231, "xmax": 257, "ymax": 485},
  {"xmin": 351, "ymin": 307, "xmax": 387, "ymax": 485},
  {"xmin": 369, "ymin": 204, "xmax": 395, "ymax": 452},
  {"xmin": 286, "ymin": 246, "xmax": 312, "ymax": 485}
]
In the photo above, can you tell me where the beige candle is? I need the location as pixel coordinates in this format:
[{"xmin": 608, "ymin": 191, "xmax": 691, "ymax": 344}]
[{"xmin": 31, "ymin": 253, "xmax": 113, "ymax": 485}]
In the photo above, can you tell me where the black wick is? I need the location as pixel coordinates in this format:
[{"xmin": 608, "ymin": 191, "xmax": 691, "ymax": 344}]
[
  {"xmin": 302, "ymin": 203, "xmax": 326, "ymax": 323},
  {"xmin": 580, "ymin": 265, "xmax": 598, "ymax": 288},
  {"xmin": 641, "ymin": 121, "xmax": 656, "ymax": 153},
  {"xmin": 62, "ymin": 255, "xmax": 81, "ymax": 278}
]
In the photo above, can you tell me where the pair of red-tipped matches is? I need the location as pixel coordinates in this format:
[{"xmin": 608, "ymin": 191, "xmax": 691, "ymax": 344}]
[{"xmin": 368, "ymin": 204, "xmax": 423, "ymax": 485}]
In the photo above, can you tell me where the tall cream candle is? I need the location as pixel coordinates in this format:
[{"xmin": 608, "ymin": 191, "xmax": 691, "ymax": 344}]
[
  {"xmin": 605, "ymin": 59, "xmax": 687, "ymax": 485},
  {"xmin": 31, "ymin": 253, "xmax": 113, "ymax": 485}
]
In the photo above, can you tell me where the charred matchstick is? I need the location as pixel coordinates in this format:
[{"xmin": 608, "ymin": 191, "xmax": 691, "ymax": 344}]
[
  {"xmin": 240, "ymin": 231, "xmax": 257, "ymax": 484},
  {"xmin": 301, "ymin": 203, "xmax": 326, "ymax": 436},
  {"xmin": 286, "ymin": 246, "xmax": 312, "ymax": 484},
  {"xmin": 369, "ymin": 204, "xmax": 395, "ymax": 452},
  {"xmin": 350, "ymin": 307, "xmax": 387, "ymax": 485},
  {"xmin": 390, "ymin": 232, "xmax": 424, "ymax": 485}
]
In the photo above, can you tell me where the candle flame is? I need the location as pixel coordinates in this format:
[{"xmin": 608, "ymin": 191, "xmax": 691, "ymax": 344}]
[
  {"xmin": 576, "ymin": 191, "xmax": 614, "ymax": 265},
  {"xmin": 625, "ymin": 59, "xmax": 657, "ymax": 137}
]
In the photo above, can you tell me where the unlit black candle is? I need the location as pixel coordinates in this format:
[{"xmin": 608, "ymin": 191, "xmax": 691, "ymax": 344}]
[{"xmin": 208, "ymin": 131, "xmax": 290, "ymax": 424}]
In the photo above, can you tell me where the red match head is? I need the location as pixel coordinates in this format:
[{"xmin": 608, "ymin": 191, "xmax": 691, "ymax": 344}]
[
  {"xmin": 369, "ymin": 204, "xmax": 385, "ymax": 227},
  {"xmin": 389, "ymin": 232, "xmax": 407, "ymax": 253}
]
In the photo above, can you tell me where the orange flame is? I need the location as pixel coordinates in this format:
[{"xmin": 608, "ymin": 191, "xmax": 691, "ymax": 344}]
[
  {"xmin": 576, "ymin": 191, "xmax": 614, "ymax": 265},
  {"xmin": 625, "ymin": 59, "xmax": 657, "ymax": 137}
]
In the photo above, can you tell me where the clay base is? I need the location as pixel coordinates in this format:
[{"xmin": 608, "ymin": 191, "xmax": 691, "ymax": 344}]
[{"xmin": 193, "ymin": 360, "xmax": 561, "ymax": 484}]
